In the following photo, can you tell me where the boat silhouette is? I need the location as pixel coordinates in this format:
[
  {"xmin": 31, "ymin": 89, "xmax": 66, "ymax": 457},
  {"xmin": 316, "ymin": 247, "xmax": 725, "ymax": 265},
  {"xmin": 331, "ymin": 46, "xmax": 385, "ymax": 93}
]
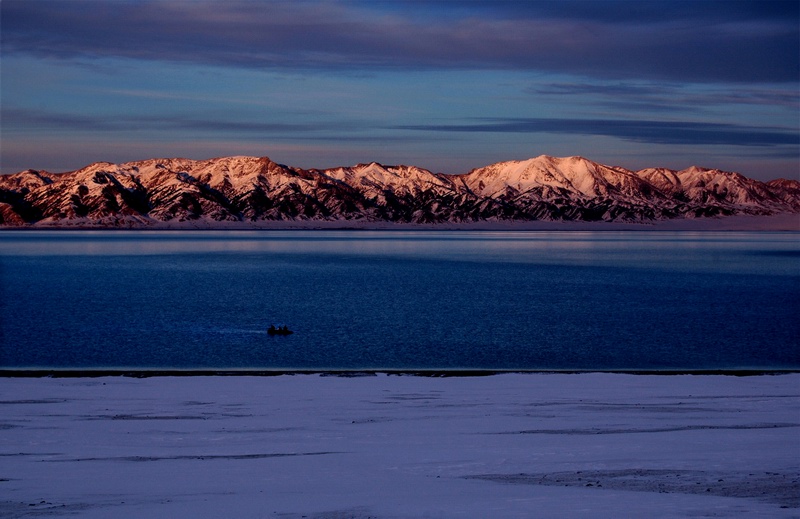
[{"xmin": 267, "ymin": 325, "xmax": 293, "ymax": 336}]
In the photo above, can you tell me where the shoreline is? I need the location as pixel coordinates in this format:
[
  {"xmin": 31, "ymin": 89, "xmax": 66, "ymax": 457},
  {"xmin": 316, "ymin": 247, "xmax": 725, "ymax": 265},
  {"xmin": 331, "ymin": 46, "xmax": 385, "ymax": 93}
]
[
  {"xmin": 2, "ymin": 368, "xmax": 798, "ymax": 378},
  {"xmin": 2, "ymin": 213, "xmax": 798, "ymax": 232}
]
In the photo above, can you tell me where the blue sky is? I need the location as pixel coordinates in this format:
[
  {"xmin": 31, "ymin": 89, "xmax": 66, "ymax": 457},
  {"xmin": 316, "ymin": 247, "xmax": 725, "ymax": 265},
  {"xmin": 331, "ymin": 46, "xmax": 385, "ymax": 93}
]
[{"xmin": 1, "ymin": 0, "xmax": 798, "ymax": 180}]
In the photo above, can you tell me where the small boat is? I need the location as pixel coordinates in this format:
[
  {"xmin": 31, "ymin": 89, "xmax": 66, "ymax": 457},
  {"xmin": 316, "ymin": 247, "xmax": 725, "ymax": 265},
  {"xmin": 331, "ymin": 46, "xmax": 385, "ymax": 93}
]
[{"xmin": 267, "ymin": 325, "xmax": 293, "ymax": 336}]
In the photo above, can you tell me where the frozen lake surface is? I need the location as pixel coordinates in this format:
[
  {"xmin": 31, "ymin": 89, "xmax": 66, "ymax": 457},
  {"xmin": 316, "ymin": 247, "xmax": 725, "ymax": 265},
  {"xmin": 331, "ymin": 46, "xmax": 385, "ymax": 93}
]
[{"xmin": 1, "ymin": 373, "xmax": 798, "ymax": 518}]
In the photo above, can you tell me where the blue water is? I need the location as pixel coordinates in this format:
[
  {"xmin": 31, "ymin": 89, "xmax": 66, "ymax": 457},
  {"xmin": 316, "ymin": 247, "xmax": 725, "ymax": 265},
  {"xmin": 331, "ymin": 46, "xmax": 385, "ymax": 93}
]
[{"xmin": 1, "ymin": 230, "xmax": 798, "ymax": 370}]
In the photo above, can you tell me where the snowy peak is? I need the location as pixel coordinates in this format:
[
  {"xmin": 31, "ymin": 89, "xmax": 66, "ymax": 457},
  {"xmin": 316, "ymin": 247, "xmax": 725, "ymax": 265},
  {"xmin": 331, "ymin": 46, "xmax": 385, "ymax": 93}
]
[
  {"xmin": 1, "ymin": 154, "xmax": 797, "ymax": 226},
  {"xmin": 640, "ymin": 165, "xmax": 791, "ymax": 210},
  {"xmin": 0, "ymin": 169, "xmax": 54, "ymax": 191},
  {"xmin": 323, "ymin": 162, "xmax": 453, "ymax": 197},
  {"xmin": 462, "ymin": 155, "xmax": 657, "ymax": 202},
  {"xmin": 636, "ymin": 168, "xmax": 683, "ymax": 192}
]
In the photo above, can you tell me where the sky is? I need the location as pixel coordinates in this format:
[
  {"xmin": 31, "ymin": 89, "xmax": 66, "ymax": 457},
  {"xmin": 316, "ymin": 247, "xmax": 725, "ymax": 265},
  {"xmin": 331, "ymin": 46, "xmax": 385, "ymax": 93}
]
[{"xmin": 1, "ymin": 0, "xmax": 798, "ymax": 181}]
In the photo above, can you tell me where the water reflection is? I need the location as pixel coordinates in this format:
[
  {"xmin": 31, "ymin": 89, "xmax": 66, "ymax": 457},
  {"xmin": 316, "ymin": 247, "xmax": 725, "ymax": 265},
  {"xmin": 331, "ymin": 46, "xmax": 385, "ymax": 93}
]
[{"xmin": 0, "ymin": 230, "xmax": 797, "ymax": 276}]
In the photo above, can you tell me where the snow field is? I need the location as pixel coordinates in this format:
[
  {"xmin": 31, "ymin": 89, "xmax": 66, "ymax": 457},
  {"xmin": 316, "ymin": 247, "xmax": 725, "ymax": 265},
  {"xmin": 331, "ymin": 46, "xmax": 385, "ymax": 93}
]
[{"xmin": 1, "ymin": 373, "xmax": 798, "ymax": 518}]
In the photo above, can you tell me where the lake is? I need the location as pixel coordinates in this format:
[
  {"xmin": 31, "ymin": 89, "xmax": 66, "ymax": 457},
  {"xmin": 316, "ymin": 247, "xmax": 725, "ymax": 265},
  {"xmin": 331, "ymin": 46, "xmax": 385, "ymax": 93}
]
[{"xmin": 0, "ymin": 230, "xmax": 797, "ymax": 371}]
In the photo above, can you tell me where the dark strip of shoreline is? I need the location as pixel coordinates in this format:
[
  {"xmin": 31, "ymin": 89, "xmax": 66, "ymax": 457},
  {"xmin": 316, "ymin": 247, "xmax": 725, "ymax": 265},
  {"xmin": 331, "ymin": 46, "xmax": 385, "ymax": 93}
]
[{"xmin": 1, "ymin": 369, "xmax": 797, "ymax": 378}]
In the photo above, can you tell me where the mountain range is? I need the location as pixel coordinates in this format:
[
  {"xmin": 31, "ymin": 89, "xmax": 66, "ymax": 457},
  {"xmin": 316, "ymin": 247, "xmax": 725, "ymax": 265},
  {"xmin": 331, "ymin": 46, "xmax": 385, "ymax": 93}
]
[{"xmin": 1, "ymin": 155, "xmax": 798, "ymax": 227}]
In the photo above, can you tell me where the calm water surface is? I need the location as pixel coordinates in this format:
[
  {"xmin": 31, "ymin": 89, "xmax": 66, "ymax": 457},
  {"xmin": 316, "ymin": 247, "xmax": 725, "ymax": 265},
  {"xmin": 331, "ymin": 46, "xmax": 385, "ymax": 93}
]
[{"xmin": 1, "ymin": 230, "xmax": 798, "ymax": 370}]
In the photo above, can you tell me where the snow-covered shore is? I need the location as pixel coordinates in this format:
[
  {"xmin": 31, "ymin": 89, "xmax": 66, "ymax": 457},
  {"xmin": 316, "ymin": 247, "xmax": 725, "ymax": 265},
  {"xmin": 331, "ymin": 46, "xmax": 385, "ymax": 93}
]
[
  {"xmin": 146, "ymin": 213, "xmax": 800, "ymax": 231},
  {"xmin": 6, "ymin": 213, "xmax": 799, "ymax": 232},
  {"xmin": 2, "ymin": 373, "xmax": 798, "ymax": 518}
]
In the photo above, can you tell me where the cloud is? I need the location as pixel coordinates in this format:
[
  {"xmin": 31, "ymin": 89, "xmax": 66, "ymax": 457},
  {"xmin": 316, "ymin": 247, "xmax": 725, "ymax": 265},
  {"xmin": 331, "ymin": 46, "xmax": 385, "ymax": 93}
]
[
  {"xmin": 528, "ymin": 82, "xmax": 800, "ymax": 113},
  {"xmin": 2, "ymin": 0, "xmax": 797, "ymax": 83},
  {"xmin": 392, "ymin": 117, "xmax": 799, "ymax": 147},
  {"xmin": 1, "ymin": 109, "xmax": 119, "ymax": 132},
  {"xmin": 6, "ymin": 105, "xmax": 797, "ymax": 151},
  {"xmin": 1, "ymin": 108, "xmax": 334, "ymax": 135},
  {"xmin": 403, "ymin": 0, "xmax": 796, "ymax": 23},
  {"xmin": 0, "ymin": 107, "xmax": 437, "ymax": 146}
]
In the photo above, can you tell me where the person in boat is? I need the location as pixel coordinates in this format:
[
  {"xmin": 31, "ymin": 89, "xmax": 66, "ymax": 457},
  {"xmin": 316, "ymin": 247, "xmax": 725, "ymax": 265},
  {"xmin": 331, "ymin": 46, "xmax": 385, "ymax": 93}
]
[{"xmin": 268, "ymin": 324, "xmax": 292, "ymax": 335}]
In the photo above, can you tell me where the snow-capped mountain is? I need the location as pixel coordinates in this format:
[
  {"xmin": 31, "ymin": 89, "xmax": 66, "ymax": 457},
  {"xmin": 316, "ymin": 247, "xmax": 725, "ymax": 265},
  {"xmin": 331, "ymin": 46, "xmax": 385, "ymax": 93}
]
[
  {"xmin": 1, "ymin": 155, "xmax": 797, "ymax": 227},
  {"xmin": 459, "ymin": 155, "xmax": 676, "ymax": 221}
]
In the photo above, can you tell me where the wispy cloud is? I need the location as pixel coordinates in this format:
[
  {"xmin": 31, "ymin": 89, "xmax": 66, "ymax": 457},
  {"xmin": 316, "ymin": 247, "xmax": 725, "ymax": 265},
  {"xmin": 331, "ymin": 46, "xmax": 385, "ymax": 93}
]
[
  {"xmin": 0, "ymin": 107, "xmax": 432, "ymax": 145},
  {"xmin": 7, "ymin": 105, "xmax": 797, "ymax": 149},
  {"xmin": 1, "ymin": 108, "xmax": 337, "ymax": 135},
  {"xmin": 1, "ymin": 108, "xmax": 119, "ymax": 132},
  {"xmin": 2, "ymin": 0, "xmax": 797, "ymax": 83},
  {"xmin": 526, "ymin": 81, "xmax": 800, "ymax": 119},
  {"xmin": 529, "ymin": 82, "xmax": 800, "ymax": 113},
  {"xmin": 393, "ymin": 117, "xmax": 799, "ymax": 147}
]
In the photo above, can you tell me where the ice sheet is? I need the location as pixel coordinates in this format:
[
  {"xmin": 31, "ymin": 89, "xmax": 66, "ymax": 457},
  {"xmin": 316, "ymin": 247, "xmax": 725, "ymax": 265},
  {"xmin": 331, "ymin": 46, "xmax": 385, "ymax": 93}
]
[{"xmin": 1, "ymin": 373, "xmax": 798, "ymax": 518}]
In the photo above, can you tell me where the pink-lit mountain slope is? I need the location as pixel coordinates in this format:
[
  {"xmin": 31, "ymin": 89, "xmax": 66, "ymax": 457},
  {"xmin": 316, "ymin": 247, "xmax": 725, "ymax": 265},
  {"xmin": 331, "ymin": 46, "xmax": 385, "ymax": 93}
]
[{"xmin": 1, "ymin": 155, "xmax": 797, "ymax": 226}]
